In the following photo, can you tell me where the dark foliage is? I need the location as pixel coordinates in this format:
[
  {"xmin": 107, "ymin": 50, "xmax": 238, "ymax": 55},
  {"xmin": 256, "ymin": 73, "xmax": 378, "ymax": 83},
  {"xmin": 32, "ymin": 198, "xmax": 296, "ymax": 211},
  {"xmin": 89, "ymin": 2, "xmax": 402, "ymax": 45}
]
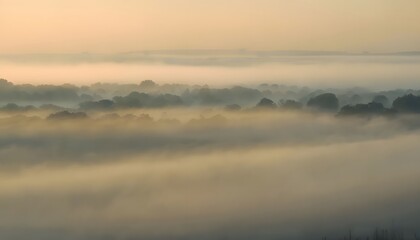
[
  {"xmin": 1, "ymin": 103, "xmax": 36, "ymax": 112},
  {"xmin": 184, "ymin": 86, "xmax": 263, "ymax": 106},
  {"xmin": 372, "ymin": 95, "xmax": 390, "ymax": 107},
  {"xmin": 307, "ymin": 93, "xmax": 339, "ymax": 112},
  {"xmin": 112, "ymin": 92, "xmax": 183, "ymax": 108},
  {"xmin": 392, "ymin": 94, "xmax": 420, "ymax": 113},
  {"xmin": 338, "ymin": 102, "xmax": 394, "ymax": 117},
  {"xmin": 47, "ymin": 111, "xmax": 88, "ymax": 120},
  {"xmin": 279, "ymin": 99, "xmax": 303, "ymax": 110},
  {"xmin": 256, "ymin": 98, "xmax": 277, "ymax": 109},
  {"xmin": 0, "ymin": 79, "xmax": 80, "ymax": 102},
  {"xmin": 80, "ymin": 99, "xmax": 114, "ymax": 110},
  {"xmin": 139, "ymin": 80, "xmax": 158, "ymax": 89}
]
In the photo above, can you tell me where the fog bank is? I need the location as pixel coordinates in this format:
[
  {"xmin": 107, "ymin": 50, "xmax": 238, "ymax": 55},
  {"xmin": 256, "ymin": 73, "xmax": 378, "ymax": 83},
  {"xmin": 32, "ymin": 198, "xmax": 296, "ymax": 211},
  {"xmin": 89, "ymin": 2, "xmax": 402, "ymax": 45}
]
[
  {"xmin": 0, "ymin": 111, "xmax": 420, "ymax": 239},
  {"xmin": 2, "ymin": 55, "xmax": 420, "ymax": 89}
]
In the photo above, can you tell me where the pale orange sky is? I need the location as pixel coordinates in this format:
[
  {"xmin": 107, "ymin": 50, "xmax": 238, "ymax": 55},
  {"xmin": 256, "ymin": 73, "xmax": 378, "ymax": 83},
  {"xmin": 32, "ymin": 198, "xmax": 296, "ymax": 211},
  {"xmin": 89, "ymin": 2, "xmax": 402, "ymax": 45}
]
[{"xmin": 1, "ymin": 0, "xmax": 420, "ymax": 54}]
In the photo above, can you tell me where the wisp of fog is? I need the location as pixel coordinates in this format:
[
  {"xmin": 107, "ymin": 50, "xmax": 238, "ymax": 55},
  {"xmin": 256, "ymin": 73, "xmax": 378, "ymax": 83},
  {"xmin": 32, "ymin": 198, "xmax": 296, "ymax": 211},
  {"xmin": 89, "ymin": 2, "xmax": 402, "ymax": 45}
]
[{"xmin": 0, "ymin": 107, "xmax": 420, "ymax": 239}]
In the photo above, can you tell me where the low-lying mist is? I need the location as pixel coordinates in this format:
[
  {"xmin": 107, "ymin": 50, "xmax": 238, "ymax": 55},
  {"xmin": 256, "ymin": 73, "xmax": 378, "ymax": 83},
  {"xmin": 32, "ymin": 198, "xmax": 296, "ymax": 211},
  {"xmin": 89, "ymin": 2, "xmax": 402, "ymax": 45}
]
[
  {"xmin": 1, "ymin": 109, "xmax": 420, "ymax": 239},
  {"xmin": 2, "ymin": 54, "xmax": 420, "ymax": 89}
]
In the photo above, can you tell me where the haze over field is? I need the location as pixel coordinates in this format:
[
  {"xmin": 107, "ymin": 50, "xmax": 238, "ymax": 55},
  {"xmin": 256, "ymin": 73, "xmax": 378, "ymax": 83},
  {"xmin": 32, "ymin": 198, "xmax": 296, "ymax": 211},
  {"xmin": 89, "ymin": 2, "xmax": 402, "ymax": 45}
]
[
  {"xmin": 1, "ymin": 0, "xmax": 420, "ymax": 87},
  {"xmin": 0, "ymin": 79, "xmax": 418, "ymax": 239},
  {"xmin": 2, "ymin": 53, "xmax": 420, "ymax": 89},
  {"xmin": 2, "ymin": 0, "xmax": 420, "ymax": 239},
  {"xmin": 1, "ymin": 108, "xmax": 420, "ymax": 239}
]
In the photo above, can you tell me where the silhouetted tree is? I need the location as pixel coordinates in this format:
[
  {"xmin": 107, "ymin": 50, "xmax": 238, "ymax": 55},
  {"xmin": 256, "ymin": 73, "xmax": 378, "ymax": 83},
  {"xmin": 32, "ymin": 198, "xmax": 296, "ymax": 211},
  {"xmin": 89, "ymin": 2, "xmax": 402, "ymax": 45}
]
[
  {"xmin": 1, "ymin": 103, "xmax": 36, "ymax": 112},
  {"xmin": 372, "ymin": 95, "xmax": 389, "ymax": 107},
  {"xmin": 152, "ymin": 94, "xmax": 183, "ymax": 107},
  {"xmin": 307, "ymin": 93, "xmax": 339, "ymax": 112},
  {"xmin": 39, "ymin": 104, "xmax": 64, "ymax": 111},
  {"xmin": 0, "ymin": 79, "xmax": 13, "ymax": 88},
  {"xmin": 392, "ymin": 94, "xmax": 420, "ymax": 113},
  {"xmin": 47, "ymin": 111, "xmax": 88, "ymax": 120},
  {"xmin": 338, "ymin": 102, "xmax": 390, "ymax": 117},
  {"xmin": 113, "ymin": 92, "xmax": 183, "ymax": 108},
  {"xmin": 256, "ymin": 98, "xmax": 276, "ymax": 109},
  {"xmin": 279, "ymin": 99, "xmax": 302, "ymax": 110},
  {"xmin": 139, "ymin": 80, "xmax": 158, "ymax": 89},
  {"xmin": 113, "ymin": 92, "xmax": 146, "ymax": 108},
  {"xmin": 79, "ymin": 99, "xmax": 114, "ymax": 110},
  {"xmin": 2, "ymin": 103, "xmax": 19, "ymax": 111}
]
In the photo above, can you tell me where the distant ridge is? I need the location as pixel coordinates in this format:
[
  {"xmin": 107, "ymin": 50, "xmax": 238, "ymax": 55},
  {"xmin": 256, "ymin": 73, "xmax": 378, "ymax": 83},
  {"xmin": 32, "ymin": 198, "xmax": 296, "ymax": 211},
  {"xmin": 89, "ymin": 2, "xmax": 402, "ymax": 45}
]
[
  {"xmin": 120, "ymin": 49, "xmax": 348, "ymax": 56},
  {"xmin": 2, "ymin": 49, "xmax": 420, "ymax": 58},
  {"xmin": 1, "ymin": 50, "xmax": 420, "ymax": 65},
  {"xmin": 386, "ymin": 51, "xmax": 420, "ymax": 56}
]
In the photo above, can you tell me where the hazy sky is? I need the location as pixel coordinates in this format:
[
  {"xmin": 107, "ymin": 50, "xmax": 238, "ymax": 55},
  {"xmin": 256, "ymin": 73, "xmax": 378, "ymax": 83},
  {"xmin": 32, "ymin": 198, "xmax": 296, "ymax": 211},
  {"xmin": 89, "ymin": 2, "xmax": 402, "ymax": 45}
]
[{"xmin": 1, "ymin": 0, "xmax": 420, "ymax": 54}]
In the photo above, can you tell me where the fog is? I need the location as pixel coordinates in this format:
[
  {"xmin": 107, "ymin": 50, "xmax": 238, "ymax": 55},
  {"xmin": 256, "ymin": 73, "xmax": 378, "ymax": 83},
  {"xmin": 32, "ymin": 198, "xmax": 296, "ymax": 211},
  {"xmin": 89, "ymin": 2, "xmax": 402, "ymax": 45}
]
[
  {"xmin": 2, "ymin": 54, "xmax": 420, "ymax": 89},
  {"xmin": 3, "ymin": 0, "xmax": 420, "ymax": 237},
  {"xmin": 1, "ymin": 55, "xmax": 420, "ymax": 238},
  {"xmin": 1, "ymin": 109, "xmax": 420, "ymax": 239}
]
